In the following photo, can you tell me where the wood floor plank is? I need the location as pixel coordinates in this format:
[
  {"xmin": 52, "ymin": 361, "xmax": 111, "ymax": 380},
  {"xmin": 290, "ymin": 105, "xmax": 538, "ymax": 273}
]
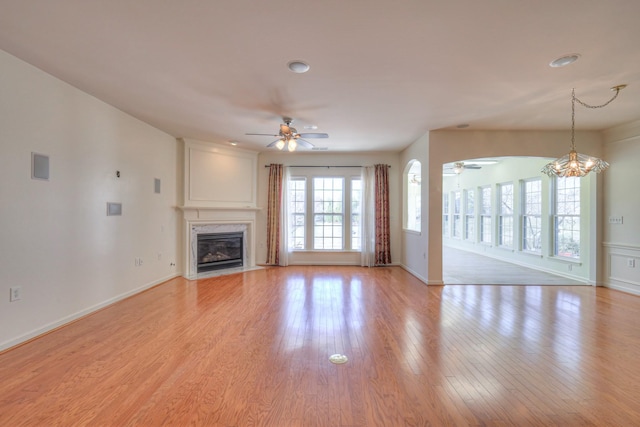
[{"xmin": 2, "ymin": 266, "xmax": 640, "ymax": 426}]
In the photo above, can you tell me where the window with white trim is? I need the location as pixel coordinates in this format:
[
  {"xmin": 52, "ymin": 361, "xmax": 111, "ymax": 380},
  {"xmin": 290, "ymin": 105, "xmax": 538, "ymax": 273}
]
[
  {"xmin": 313, "ymin": 177, "xmax": 344, "ymax": 250},
  {"xmin": 498, "ymin": 183, "xmax": 514, "ymax": 248},
  {"xmin": 452, "ymin": 190, "xmax": 461, "ymax": 238},
  {"xmin": 554, "ymin": 177, "xmax": 580, "ymax": 259},
  {"xmin": 480, "ymin": 186, "xmax": 492, "ymax": 244},
  {"xmin": 405, "ymin": 160, "xmax": 421, "ymax": 232},
  {"xmin": 522, "ymin": 178, "xmax": 542, "ymax": 253},
  {"xmin": 464, "ymin": 189, "xmax": 475, "ymax": 241},
  {"xmin": 287, "ymin": 172, "xmax": 361, "ymax": 251},
  {"xmin": 288, "ymin": 177, "xmax": 306, "ymax": 250},
  {"xmin": 443, "ymin": 193, "xmax": 449, "ymax": 236}
]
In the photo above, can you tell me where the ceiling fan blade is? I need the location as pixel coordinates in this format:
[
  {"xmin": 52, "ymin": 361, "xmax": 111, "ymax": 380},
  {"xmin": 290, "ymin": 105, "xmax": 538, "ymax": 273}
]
[
  {"xmin": 246, "ymin": 133, "xmax": 279, "ymax": 137},
  {"xmin": 296, "ymin": 138, "xmax": 315, "ymax": 149},
  {"xmin": 266, "ymin": 139, "xmax": 282, "ymax": 148},
  {"xmin": 464, "ymin": 165, "xmax": 482, "ymax": 169},
  {"xmin": 298, "ymin": 133, "xmax": 328, "ymax": 138}
]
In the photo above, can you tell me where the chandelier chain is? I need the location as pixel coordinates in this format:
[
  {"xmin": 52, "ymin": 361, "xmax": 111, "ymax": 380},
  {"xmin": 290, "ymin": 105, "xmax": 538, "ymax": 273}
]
[
  {"xmin": 573, "ymin": 87, "xmax": 621, "ymax": 109},
  {"xmin": 570, "ymin": 87, "xmax": 622, "ymax": 150}
]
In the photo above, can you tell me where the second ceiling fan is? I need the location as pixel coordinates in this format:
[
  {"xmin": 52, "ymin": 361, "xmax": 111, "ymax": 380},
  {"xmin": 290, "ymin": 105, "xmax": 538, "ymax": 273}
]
[{"xmin": 246, "ymin": 117, "xmax": 328, "ymax": 151}]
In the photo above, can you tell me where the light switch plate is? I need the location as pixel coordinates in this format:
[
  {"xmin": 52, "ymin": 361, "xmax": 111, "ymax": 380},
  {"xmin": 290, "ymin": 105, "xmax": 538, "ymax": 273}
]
[{"xmin": 608, "ymin": 216, "xmax": 623, "ymax": 224}]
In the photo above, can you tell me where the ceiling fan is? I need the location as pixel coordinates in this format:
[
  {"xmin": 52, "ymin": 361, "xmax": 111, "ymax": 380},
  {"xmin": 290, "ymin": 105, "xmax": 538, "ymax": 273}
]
[
  {"xmin": 443, "ymin": 161, "xmax": 483, "ymax": 175},
  {"xmin": 246, "ymin": 117, "xmax": 328, "ymax": 151}
]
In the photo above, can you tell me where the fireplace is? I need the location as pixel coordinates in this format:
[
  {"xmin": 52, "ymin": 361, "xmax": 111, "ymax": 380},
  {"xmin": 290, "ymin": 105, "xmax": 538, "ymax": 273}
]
[
  {"xmin": 183, "ymin": 216, "xmax": 256, "ymax": 279},
  {"xmin": 197, "ymin": 232, "xmax": 244, "ymax": 273}
]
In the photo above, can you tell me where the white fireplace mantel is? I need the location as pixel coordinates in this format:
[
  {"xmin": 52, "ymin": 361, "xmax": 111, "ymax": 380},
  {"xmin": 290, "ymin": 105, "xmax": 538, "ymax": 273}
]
[{"xmin": 178, "ymin": 206, "xmax": 262, "ymax": 210}]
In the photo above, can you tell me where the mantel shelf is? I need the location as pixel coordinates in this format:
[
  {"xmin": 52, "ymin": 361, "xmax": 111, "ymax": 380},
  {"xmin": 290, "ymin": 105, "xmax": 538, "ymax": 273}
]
[{"xmin": 177, "ymin": 206, "xmax": 262, "ymax": 211}]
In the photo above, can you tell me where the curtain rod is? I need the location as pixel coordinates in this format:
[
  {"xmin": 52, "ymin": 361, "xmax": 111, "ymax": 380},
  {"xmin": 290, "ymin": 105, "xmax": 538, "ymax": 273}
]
[{"xmin": 264, "ymin": 165, "xmax": 390, "ymax": 168}]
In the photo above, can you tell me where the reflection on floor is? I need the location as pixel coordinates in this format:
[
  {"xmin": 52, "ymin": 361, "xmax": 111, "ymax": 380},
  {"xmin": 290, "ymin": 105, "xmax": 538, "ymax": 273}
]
[{"xmin": 443, "ymin": 246, "xmax": 586, "ymax": 285}]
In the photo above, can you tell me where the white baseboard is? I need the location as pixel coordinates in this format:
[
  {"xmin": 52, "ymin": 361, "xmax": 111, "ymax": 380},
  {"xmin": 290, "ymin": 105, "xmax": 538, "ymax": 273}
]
[
  {"xmin": 399, "ymin": 264, "xmax": 431, "ymax": 285},
  {"xmin": 0, "ymin": 273, "xmax": 179, "ymax": 353},
  {"xmin": 604, "ymin": 281, "xmax": 640, "ymax": 296}
]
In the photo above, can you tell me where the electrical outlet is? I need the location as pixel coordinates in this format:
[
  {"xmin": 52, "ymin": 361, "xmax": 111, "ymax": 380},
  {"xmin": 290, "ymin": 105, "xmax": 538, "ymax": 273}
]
[
  {"xmin": 10, "ymin": 286, "xmax": 21, "ymax": 302},
  {"xmin": 628, "ymin": 259, "xmax": 636, "ymax": 268},
  {"xmin": 139, "ymin": 258, "xmax": 143, "ymax": 266}
]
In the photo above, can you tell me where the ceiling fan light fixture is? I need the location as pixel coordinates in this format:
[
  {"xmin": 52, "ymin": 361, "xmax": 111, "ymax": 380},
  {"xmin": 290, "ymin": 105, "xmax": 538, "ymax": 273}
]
[
  {"xmin": 250, "ymin": 117, "xmax": 327, "ymax": 151},
  {"xmin": 287, "ymin": 60, "xmax": 310, "ymax": 73},
  {"xmin": 453, "ymin": 162, "xmax": 465, "ymax": 174}
]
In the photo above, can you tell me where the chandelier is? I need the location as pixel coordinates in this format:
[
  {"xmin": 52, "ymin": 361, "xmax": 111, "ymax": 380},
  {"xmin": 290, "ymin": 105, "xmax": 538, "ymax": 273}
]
[{"xmin": 542, "ymin": 85, "xmax": 626, "ymax": 177}]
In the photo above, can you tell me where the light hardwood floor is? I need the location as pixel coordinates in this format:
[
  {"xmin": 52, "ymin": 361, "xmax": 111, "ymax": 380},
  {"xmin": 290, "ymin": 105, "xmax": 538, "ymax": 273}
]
[{"xmin": 1, "ymin": 266, "xmax": 639, "ymax": 426}]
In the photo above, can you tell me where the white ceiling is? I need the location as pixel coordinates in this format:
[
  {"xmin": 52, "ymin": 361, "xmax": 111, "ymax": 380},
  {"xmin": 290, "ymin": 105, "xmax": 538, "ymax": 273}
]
[{"xmin": 1, "ymin": 0, "xmax": 639, "ymax": 152}]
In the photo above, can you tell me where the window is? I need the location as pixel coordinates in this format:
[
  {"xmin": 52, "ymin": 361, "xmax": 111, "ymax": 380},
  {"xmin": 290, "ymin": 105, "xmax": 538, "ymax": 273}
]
[
  {"xmin": 442, "ymin": 193, "xmax": 449, "ymax": 236},
  {"xmin": 522, "ymin": 178, "xmax": 542, "ymax": 253},
  {"xmin": 480, "ymin": 186, "xmax": 492, "ymax": 244},
  {"xmin": 287, "ymin": 172, "xmax": 361, "ymax": 251},
  {"xmin": 498, "ymin": 183, "xmax": 514, "ymax": 248},
  {"xmin": 554, "ymin": 177, "xmax": 580, "ymax": 259},
  {"xmin": 405, "ymin": 160, "xmax": 421, "ymax": 232},
  {"xmin": 452, "ymin": 191, "xmax": 462, "ymax": 238},
  {"xmin": 464, "ymin": 189, "xmax": 475, "ymax": 241},
  {"xmin": 313, "ymin": 177, "xmax": 344, "ymax": 250},
  {"xmin": 288, "ymin": 178, "xmax": 306, "ymax": 249}
]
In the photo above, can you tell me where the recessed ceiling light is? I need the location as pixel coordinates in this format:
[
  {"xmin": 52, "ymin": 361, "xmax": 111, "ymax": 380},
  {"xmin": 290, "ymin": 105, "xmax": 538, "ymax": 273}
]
[
  {"xmin": 229, "ymin": 141, "xmax": 238, "ymax": 146},
  {"xmin": 288, "ymin": 60, "xmax": 310, "ymax": 73},
  {"xmin": 549, "ymin": 54, "xmax": 580, "ymax": 68}
]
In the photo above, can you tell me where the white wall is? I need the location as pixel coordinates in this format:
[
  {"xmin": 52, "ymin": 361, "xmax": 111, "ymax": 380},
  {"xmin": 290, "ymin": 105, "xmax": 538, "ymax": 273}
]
[
  {"xmin": 0, "ymin": 50, "xmax": 180, "ymax": 350},
  {"xmin": 602, "ymin": 120, "xmax": 640, "ymax": 295},
  {"xmin": 400, "ymin": 133, "xmax": 430, "ymax": 283},
  {"xmin": 256, "ymin": 151, "xmax": 401, "ymax": 266}
]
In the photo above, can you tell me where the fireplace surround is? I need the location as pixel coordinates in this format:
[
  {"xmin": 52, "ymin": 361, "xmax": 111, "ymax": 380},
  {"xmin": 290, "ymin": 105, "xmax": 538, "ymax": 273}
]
[{"xmin": 181, "ymin": 207, "xmax": 259, "ymax": 279}]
